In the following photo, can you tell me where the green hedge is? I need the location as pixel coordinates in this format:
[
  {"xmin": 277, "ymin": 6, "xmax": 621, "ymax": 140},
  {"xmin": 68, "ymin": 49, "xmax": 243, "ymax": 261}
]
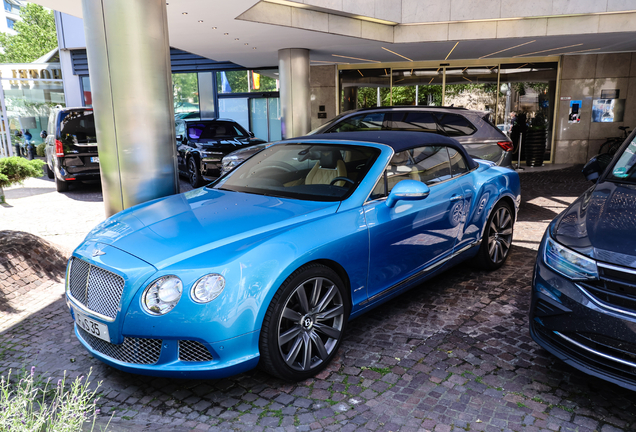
[
  {"xmin": 36, "ymin": 143, "xmax": 46, "ymax": 157},
  {"xmin": 0, "ymin": 156, "xmax": 45, "ymax": 188}
]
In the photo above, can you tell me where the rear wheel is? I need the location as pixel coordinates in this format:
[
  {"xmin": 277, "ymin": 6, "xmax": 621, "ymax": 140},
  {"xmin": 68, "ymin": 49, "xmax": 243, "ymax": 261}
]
[
  {"xmin": 55, "ymin": 177, "xmax": 69, "ymax": 192},
  {"xmin": 259, "ymin": 264, "xmax": 349, "ymax": 381},
  {"xmin": 473, "ymin": 201, "xmax": 514, "ymax": 270}
]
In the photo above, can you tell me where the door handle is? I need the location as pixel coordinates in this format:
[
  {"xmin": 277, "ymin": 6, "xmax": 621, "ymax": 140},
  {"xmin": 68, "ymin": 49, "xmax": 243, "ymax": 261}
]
[{"xmin": 450, "ymin": 195, "xmax": 463, "ymax": 202}]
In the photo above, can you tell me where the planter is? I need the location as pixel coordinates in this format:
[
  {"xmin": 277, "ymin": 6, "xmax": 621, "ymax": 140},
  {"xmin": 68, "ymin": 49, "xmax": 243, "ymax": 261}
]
[{"xmin": 524, "ymin": 129, "xmax": 547, "ymax": 167}]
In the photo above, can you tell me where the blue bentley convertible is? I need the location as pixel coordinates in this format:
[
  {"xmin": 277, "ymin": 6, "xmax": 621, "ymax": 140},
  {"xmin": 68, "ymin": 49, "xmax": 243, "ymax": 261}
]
[{"xmin": 66, "ymin": 131, "xmax": 520, "ymax": 381}]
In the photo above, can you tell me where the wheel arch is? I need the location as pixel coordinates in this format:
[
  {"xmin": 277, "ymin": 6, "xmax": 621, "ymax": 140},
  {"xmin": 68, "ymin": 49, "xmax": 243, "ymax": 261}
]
[{"xmin": 309, "ymin": 258, "xmax": 353, "ymax": 312}]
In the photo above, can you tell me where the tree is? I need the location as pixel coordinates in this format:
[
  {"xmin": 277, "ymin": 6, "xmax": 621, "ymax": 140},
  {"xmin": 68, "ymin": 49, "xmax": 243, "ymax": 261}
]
[{"xmin": 0, "ymin": 4, "xmax": 58, "ymax": 63}]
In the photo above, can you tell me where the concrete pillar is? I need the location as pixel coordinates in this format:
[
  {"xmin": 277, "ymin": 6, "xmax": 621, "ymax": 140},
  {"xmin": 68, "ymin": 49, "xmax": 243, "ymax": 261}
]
[
  {"xmin": 278, "ymin": 48, "xmax": 310, "ymax": 139},
  {"xmin": 82, "ymin": 0, "xmax": 178, "ymax": 216}
]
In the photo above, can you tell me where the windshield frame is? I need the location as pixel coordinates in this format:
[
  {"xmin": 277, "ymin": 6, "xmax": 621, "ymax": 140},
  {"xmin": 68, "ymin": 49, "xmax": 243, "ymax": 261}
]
[
  {"xmin": 211, "ymin": 142, "xmax": 382, "ymax": 202},
  {"xmin": 601, "ymin": 129, "xmax": 636, "ymax": 185}
]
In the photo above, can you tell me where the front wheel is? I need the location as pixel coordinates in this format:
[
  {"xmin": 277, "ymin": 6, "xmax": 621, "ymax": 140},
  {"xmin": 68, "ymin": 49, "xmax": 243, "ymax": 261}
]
[
  {"xmin": 259, "ymin": 264, "xmax": 349, "ymax": 381},
  {"xmin": 473, "ymin": 201, "xmax": 514, "ymax": 270},
  {"xmin": 187, "ymin": 157, "xmax": 202, "ymax": 188}
]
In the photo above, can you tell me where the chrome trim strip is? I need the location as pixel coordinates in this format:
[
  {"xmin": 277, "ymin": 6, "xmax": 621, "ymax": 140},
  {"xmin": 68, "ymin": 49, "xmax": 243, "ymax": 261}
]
[
  {"xmin": 67, "ymin": 295, "xmax": 116, "ymax": 322},
  {"xmin": 577, "ymin": 284, "xmax": 636, "ymax": 319},
  {"xmin": 554, "ymin": 331, "xmax": 636, "ymax": 369},
  {"xmin": 598, "ymin": 262, "xmax": 636, "ymax": 276},
  {"xmin": 360, "ymin": 242, "xmax": 478, "ymax": 305}
]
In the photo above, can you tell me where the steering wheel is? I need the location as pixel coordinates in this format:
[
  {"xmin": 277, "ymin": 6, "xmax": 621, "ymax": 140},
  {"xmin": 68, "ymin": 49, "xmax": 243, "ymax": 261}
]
[
  {"xmin": 250, "ymin": 161, "xmax": 296, "ymax": 177},
  {"xmin": 329, "ymin": 176, "xmax": 355, "ymax": 186}
]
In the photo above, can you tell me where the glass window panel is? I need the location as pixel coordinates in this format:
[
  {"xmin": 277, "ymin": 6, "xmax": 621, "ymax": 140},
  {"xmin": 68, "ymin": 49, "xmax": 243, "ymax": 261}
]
[
  {"xmin": 81, "ymin": 76, "xmax": 91, "ymax": 107},
  {"xmin": 330, "ymin": 112, "xmax": 385, "ymax": 132},
  {"xmin": 172, "ymin": 73, "xmax": 199, "ymax": 118},
  {"xmin": 448, "ymin": 147, "xmax": 468, "ymax": 176},
  {"xmin": 268, "ymin": 97, "xmax": 282, "ymax": 141},
  {"xmin": 6, "ymin": 18, "xmax": 14, "ymax": 29},
  {"xmin": 252, "ymin": 69, "xmax": 279, "ymax": 92},
  {"xmin": 498, "ymin": 62, "xmax": 558, "ymax": 162},
  {"xmin": 392, "ymin": 68, "xmax": 443, "ymax": 106},
  {"xmin": 218, "ymin": 98, "xmax": 249, "ymax": 131},
  {"xmin": 411, "ymin": 146, "xmax": 452, "ymax": 185},
  {"xmin": 249, "ymin": 98, "xmax": 268, "ymax": 141},
  {"xmin": 217, "ymin": 71, "xmax": 249, "ymax": 94},
  {"xmin": 434, "ymin": 113, "xmax": 477, "ymax": 136},
  {"xmin": 443, "ymin": 66, "xmax": 498, "ymax": 114},
  {"xmin": 339, "ymin": 68, "xmax": 391, "ymax": 112}
]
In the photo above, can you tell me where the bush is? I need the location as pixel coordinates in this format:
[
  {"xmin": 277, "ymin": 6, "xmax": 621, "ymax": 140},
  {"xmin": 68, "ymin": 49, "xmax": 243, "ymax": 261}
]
[
  {"xmin": 0, "ymin": 156, "xmax": 45, "ymax": 189},
  {"xmin": 0, "ymin": 367, "xmax": 106, "ymax": 431},
  {"xmin": 36, "ymin": 142, "xmax": 46, "ymax": 157}
]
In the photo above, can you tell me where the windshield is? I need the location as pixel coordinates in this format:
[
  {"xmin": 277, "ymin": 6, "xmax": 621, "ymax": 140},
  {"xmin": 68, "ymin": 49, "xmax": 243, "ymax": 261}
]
[
  {"xmin": 59, "ymin": 110, "xmax": 96, "ymax": 144},
  {"xmin": 214, "ymin": 143, "xmax": 380, "ymax": 202},
  {"xmin": 607, "ymin": 138, "xmax": 636, "ymax": 184},
  {"xmin": 187, "ymin": 121, "xmax": 247, "ymax": 140}
]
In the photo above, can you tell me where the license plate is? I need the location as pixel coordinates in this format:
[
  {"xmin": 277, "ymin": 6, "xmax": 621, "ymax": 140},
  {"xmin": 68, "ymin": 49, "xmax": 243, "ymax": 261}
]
[
  {"xmin": 75, "ymin": 310, "xmax": 110, "ymax": 342},
  {"xmin": 90, "ymin": 156, "xmax": 100, "ymax": 163}
]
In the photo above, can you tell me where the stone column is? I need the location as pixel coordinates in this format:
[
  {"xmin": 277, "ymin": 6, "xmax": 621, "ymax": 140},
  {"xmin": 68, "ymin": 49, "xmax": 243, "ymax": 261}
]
[
  {"xmin": 82, "ymin": 0, "xmax": 178, "ymax": 216},
  {"xmin": 278, "ymin": 48, "xmax": 310, "ymax": 139}
]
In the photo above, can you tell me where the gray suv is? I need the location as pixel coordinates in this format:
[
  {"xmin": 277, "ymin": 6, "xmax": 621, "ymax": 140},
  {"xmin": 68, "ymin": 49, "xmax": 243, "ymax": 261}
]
[
  {"xmin": 220, "ymin": 106, "xmax": 513, "ymax": 176},
  {"xmin": 309, "ymin": 106, "xmax": 513, "ymax": 167}
]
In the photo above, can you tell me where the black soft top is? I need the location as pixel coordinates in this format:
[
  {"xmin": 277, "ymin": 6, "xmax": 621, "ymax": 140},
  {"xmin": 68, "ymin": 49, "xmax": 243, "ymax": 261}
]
[{"xmin": 295, "ymin": 131, "xmax": 478, "ymax": 170}]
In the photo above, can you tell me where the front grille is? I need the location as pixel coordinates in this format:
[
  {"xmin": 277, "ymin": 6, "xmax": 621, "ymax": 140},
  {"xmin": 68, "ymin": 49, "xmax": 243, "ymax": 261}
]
[
  {"xmin": 179, "ymin": 340, "xmax": 213, "ymax": 362},
  {"xmin": 77, "ymin": 327, "xmax": 162, "ymax": 364},
  {"xmin": 69, "ymin": 257, "xmax": 124, "ymax": 319},
  {"xmin": 579, "ymin": 264, "xmax": 636, "ymax": 313}
]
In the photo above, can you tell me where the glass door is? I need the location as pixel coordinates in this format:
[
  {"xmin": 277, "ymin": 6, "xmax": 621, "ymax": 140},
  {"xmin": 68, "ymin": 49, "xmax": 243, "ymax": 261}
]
[{"xmin": 392, "ymin": 68, "xmax": 443, "ymax": 106}]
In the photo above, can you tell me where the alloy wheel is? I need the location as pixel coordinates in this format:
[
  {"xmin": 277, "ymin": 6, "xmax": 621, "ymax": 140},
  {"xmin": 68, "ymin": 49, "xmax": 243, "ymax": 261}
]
[
  {"xmin": 277, "ymin": 277, "xmax": 344, "ymax": 372},
  {"xmin": 487, "ymin": 206, "xmax": 513, "ymax": 264}
]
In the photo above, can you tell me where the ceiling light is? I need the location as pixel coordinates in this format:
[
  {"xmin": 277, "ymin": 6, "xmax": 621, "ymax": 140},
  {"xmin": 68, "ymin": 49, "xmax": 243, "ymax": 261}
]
[
  {"xmin": 212, "ymin": 26, "xmax": 217, "ymax": 29},
  {"xmin": 445, "ymin": 42, "xmax": 459, "ymax": 60},
  {"xmin": 358, "ymin": 70, "xmax": 364, "ymax": 76},
  {"xmin": 381, "ymin": 47, "xmax": 413, "ymax": 62},
  {"xmin": 332, "ymin": 54, "xmax": 380, "ymax": 63},
  {"xmin": 479, "ymin": 40, "xmax": 536, "ymax": 59},
  {"xmin": 253, "ymin": 47, "xmax": 257, "ymax": 49},
  {"xmin": 235, "ymin": 38, "xmax": 239, "ymax": 40},
  {"xmin": 463, "ymin": 76, "xmax": 473, "ymax": 83},
  {"xmin": 244, "ymin": 43, "xmax": 249, "ymax": 46},
  {"xmin": 224, "ymin": 33, "xmax": 229, "ymax": 35},
  {"xmin": 198, "ymin": 20, "xmax": 203, "ymax": 23},
  {"xmin": 428, "ymin": 77, "xmax": 435, "ymax": 84},
  {"xmin": 182, "ymin": 12, "xmax": 188, "ymax": 15},
  {"xmin": 514, "ymin": 43, "xmax": 583, "ymax": 57}
]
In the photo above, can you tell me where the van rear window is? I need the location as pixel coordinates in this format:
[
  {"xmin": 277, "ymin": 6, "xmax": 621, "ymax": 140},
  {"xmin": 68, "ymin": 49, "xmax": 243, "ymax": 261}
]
[{"xmin": 59, "ymin": 110, "xmax": 97, "ymax": 144}]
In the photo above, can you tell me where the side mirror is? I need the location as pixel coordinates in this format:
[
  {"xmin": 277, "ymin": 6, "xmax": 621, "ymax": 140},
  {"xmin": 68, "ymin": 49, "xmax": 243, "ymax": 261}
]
[
  {"xmin": 582, "ymin": 153, "xmax": 613, "ymax": 182},
  {"xmin": 386, "ymin": 180, "xmax": 430, "ymax": 208},
  {"xmin": 248, "ymin": 131, "xmax": 255, "ymax": 138}
]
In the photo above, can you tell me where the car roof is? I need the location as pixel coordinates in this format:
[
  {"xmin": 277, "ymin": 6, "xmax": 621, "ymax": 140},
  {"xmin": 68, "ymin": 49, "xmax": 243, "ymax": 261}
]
[
  {"xmin": 342, "ymin": 105, "xmax": 488, "ymax": 116},
  {"xmin": 294, "ymin": 131, "xmax": 478, "ymax": 169}
]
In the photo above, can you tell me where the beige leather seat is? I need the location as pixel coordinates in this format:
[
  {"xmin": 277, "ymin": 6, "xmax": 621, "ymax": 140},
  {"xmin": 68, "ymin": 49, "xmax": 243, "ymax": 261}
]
[
  {"xmin": 386, "ymin": 151, "xmax": 421, "ymax": 191},
  {"xmin": 305, "ymin": 151, "xmax": 347, "ymax": 186}
]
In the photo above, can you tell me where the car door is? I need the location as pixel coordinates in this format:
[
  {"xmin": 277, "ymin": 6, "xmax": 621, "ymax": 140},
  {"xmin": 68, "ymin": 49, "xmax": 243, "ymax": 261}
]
[{"xmin": 363, "ymin": 145, "xmax": 466, "ymax": 300}]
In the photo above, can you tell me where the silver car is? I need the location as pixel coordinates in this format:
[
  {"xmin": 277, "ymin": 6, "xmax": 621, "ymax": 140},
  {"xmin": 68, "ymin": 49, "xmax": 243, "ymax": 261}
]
[{"xmin": 221, "ymin": 106, "xmax": 513, "ymax": 175}]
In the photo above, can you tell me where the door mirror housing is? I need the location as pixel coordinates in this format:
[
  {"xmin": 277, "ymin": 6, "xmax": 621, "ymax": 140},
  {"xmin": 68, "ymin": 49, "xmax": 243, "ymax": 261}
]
[
  {"xmin": 248, "ymin": 131, "xmax": 255, "ymax": 138},
  {"xmin": 386, "ymin": 180, "xmax": 430, "ymax": 208},
  {"xmin": 582, "ymin": 153, "xmax": 613, "ymax": 182}
]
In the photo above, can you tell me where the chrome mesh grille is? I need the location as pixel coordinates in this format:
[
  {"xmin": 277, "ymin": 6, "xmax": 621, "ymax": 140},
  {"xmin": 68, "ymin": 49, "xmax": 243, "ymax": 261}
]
[
  {"xmin": 179, "ymin": 340, "xmax": 213, "ymax": 362},
  {"xmin": 69, "ymin": 257, "xmax": 124, "ymax": 319},
  {"xmin": 77, "ymin": 327, "xmax": 162, "ymax": 364}
]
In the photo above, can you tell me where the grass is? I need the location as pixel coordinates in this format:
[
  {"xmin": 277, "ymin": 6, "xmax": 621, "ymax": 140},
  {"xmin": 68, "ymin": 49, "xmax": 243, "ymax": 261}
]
[{"xmin": 0, "ymin": 367, "xmax": 109, "ymax": 431}]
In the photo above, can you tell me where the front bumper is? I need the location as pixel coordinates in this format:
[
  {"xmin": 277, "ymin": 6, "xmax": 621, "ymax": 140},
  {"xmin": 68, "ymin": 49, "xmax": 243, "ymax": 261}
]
[{"xmin": 530, "ymin": 249, "xmax": 636, "ymax": 391}]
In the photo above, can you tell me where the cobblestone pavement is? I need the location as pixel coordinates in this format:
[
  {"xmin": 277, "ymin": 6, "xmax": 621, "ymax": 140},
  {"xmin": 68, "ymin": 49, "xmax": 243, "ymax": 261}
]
[{"xmin": 4, "ymin": 166, "xmax": 636, "ymax": 432}]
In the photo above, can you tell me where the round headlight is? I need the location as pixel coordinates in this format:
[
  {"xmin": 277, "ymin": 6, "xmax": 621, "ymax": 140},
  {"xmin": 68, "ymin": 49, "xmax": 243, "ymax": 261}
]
[
  {"xmin": 191, "ymin": 274, "xmax": 225, "ymax": 303},
  {"xmin": 142, "ymin": 276, "xmax": 183, "ymax": 315}
]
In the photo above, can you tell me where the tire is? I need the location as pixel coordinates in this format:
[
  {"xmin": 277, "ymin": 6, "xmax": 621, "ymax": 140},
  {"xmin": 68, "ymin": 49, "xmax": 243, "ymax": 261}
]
[
  {"xmin": 55, "ymin": 177, "xmax": 69, "ymax": 192},
  {"xmin": 46, "ymin": 163, "xmax": 54, "ymax": 179},
  {"xmin": 473, "ymin": 201, "xmax": 514, "ymax": 270},
  {"xmin": 187, "ymin": 157, "xmax": 202, "ymax": 188},
  {"xmin": 259, "ymin": 264, "xmax": 349, "ymax": 381}
]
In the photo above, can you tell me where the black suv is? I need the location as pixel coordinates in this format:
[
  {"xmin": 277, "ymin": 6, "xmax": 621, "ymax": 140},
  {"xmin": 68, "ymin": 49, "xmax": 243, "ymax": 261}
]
[
  {"xmin": 309, "ymin": 106, "xmax": 513, "ymax": 167},
  {"xmin": 43, "ymin": 107, "xmax": 100, "ymax": 192}
]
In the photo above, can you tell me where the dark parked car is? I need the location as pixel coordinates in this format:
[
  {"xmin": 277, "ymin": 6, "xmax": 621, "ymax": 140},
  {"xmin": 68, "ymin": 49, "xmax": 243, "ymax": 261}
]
[
  {"xmin": 176, "ymin": 119, "xmax": 266, "ymax": 187},
  {"xmin": 530, "ymin": 131, "xmax": 636, "ymax": 391},
  {"xmin": 43, "ymin": 107, "xmax": 100, "ymax": 192},
  {"xmin": 308, "ymin": 106, "xmax": 513, "ymax": 167}
]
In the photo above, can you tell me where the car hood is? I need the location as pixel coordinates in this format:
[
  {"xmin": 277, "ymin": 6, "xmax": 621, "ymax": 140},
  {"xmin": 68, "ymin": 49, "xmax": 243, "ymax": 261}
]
[
  {"xmin": 554, "ymin": 180, "xmax": 636, "ymax": 266},
  {"xmin": 84, "ymin": 188, "xmax": 339, "ymax": 269}
]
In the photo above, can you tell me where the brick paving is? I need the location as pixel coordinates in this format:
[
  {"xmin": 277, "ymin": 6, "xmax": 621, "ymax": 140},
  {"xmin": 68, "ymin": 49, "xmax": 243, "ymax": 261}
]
[{"xmin": 2, "ymin": 166, "xmax": 634, "ymax": 432}]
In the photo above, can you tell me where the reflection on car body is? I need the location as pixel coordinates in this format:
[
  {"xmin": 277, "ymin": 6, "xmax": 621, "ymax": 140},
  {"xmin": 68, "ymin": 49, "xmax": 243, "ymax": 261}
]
[{"xmin": 66, "ymin": 131, "xmax": 520, "ymax": 381}]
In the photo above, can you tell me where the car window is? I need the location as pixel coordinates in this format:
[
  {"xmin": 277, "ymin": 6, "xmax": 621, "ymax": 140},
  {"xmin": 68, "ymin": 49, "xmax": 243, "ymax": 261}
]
[
  {"xmin": 188, "ymin": 122, "xmax": 247, "ymax": 140},
  {"xmin": 216, "ymin": 143, "xmax": 380, "ymax": 202},
  {"xmin": 58, "ymin": 110, "xmax": 97, "ymax": 144},
  {"xmin": 435, "ymin": 113, "xmax": 476, "ymax": 137},
  {"xmin": 370, "ymin": 145, "xmax": 453, "ymax": 200},
  {"xmin": 608, "ymin": 138, "xmax": 636, "ymax": 184},
  {"xmin": 448, "ymin": 147, "xmax": 469, "ymax": 176},
  {"xmin": 386, "ymin": 112, "xmax": 438, "ymax": 133},
  {"xmin": 330, "ymin": 113, "xmax": 385, "ymax": 132},
  {"xmin": 175, "ymin": 120, "xmax": 186, "ymax": 137}
]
